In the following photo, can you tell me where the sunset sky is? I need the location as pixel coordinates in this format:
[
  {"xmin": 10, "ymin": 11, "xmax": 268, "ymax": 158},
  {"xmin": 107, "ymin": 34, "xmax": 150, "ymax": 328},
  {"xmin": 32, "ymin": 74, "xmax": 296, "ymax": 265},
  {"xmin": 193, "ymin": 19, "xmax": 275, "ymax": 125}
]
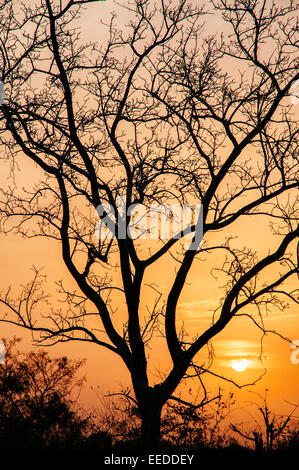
[{"xmin": 0, "ymin": 0, "xmax": 298, "ymax": 429}]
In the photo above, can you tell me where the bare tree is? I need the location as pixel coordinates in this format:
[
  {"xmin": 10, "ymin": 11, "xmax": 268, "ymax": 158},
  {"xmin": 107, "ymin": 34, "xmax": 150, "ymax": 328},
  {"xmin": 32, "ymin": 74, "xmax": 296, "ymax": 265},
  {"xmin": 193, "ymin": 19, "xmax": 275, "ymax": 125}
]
[{"xmin": 0, "ymin": 0, "xmax": 298, "ymax": 449}]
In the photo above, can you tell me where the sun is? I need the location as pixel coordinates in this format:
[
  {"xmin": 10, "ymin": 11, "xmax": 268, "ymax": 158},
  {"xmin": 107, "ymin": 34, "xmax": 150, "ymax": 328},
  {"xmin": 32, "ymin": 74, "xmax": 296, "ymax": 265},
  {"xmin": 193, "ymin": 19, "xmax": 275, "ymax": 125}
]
[{"xmin": 231, "ymin": 358, "xmax": 248, "ymax": 372}]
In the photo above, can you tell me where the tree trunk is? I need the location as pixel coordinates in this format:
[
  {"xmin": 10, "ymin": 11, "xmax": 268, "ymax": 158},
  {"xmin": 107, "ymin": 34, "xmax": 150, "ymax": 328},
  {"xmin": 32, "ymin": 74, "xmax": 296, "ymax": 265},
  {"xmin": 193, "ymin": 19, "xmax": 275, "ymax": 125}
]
[{"xmin": 140, "ymin": 403, "xmax": 162, "ymax": 450}]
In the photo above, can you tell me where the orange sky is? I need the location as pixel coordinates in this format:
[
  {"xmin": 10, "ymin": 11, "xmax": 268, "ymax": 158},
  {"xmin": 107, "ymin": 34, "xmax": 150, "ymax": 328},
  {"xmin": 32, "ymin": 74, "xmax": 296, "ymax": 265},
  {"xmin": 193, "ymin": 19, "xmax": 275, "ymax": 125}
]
[{"xmin": 0, "ymin": 0, "xmax": 298, "ymax": 426}]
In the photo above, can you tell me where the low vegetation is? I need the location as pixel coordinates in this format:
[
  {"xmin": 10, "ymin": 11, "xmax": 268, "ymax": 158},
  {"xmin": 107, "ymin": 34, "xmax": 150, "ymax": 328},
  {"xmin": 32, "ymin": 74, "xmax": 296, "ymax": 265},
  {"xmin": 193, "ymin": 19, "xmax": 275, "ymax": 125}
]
[{"xmin": 0, "ymin": 338, "xmax": 298, "ymax": 454}]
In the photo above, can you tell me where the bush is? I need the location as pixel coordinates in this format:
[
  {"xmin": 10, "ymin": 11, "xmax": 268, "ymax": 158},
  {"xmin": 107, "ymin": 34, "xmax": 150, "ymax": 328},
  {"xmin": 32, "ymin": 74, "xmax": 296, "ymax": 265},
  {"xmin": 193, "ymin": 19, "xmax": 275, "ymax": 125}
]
[{"xmin": 0, "ymin": 337, "xmax": 91, "ymax": 450}]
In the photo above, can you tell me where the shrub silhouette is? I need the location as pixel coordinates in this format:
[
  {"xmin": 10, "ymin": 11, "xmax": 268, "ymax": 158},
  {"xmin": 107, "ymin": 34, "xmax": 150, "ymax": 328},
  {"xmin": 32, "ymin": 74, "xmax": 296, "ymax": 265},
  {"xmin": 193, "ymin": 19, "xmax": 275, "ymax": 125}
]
[
  {"xmin": 230, "ymin": 391, "xmax": 299, "ymax": 452},
  {"xmin": 97, "ymin": 390, "xmax": 236, "ymax": 451},
  {"xmin": 0, "ymin": 337, "xmax": 94, "ymax": 450},
  {"xmin": 1, "ymin": 338, "xmax": 297, "ymax": 454}
]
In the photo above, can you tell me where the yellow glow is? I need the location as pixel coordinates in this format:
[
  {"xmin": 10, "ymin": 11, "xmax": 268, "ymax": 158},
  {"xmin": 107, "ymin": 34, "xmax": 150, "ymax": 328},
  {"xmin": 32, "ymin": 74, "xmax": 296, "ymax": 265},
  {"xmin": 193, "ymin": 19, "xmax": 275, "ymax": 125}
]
[{"xmin": 231, "ymin": 359, "xmax": 248, "ymax": 372}]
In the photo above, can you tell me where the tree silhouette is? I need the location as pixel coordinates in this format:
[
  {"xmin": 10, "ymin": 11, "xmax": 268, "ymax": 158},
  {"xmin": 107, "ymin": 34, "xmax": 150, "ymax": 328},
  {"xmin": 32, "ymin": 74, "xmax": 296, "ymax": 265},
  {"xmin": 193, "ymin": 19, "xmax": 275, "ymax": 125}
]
[{"xmin": 0, "ymin": 0, "xmax": 298, "ymax": 449}]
